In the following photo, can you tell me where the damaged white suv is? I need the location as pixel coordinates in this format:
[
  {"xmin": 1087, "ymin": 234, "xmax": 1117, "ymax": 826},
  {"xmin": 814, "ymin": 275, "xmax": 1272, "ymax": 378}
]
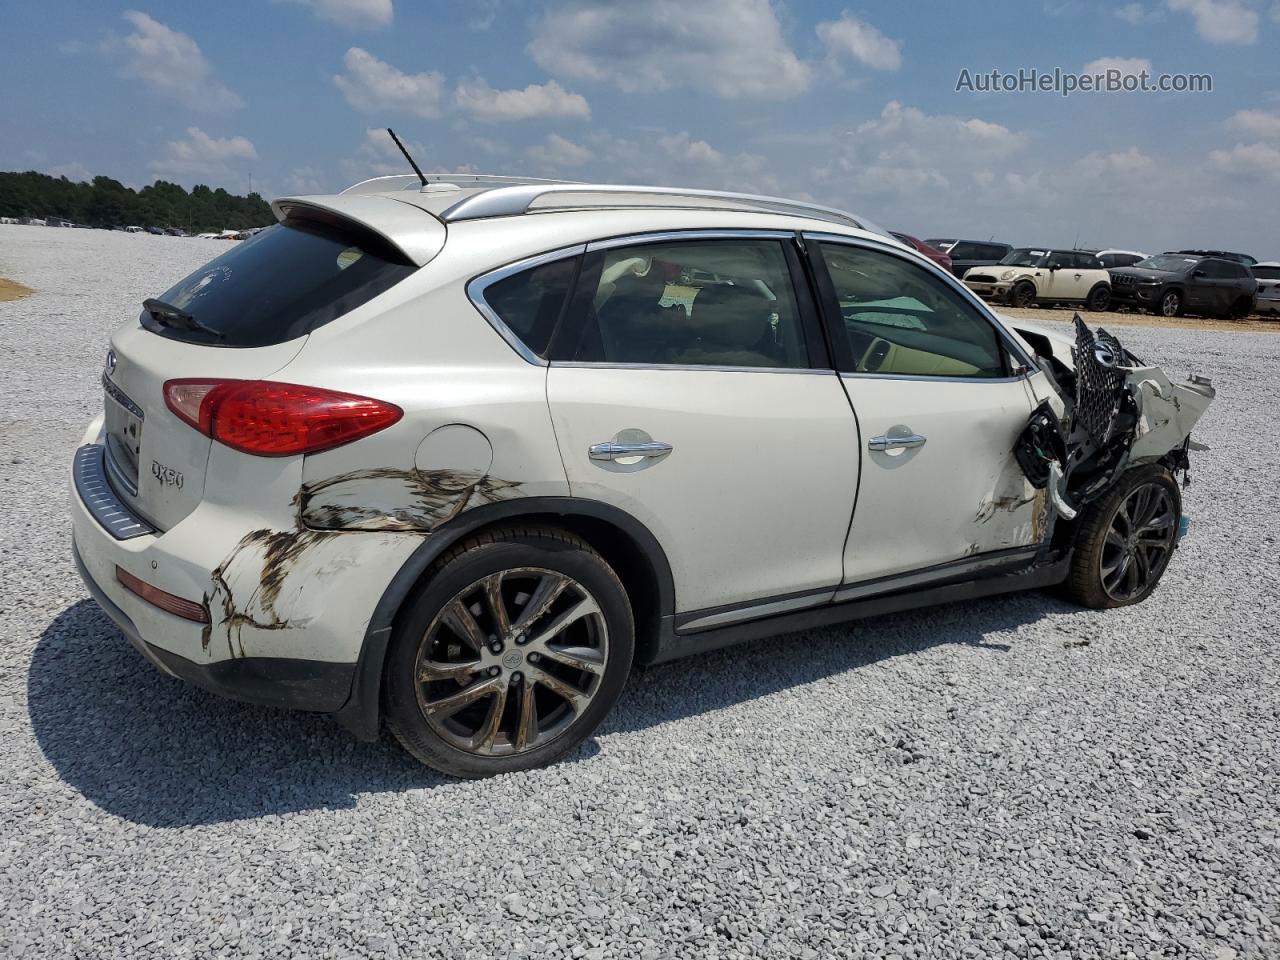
[{"xmin": 71, "ymin": 175, "xmax": 1214, "ymax": 777}]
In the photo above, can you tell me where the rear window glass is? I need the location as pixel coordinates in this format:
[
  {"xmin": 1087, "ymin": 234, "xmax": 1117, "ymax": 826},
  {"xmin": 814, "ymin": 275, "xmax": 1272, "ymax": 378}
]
[{"xmin": 143, "ymin": 219, "xmax": 417, "ymax": 347}]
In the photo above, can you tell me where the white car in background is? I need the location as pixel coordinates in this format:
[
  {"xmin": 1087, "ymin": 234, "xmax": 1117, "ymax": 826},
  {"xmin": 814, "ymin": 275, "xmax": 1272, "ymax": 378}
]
[
  {"xmin": 1096, "ymin": 249, "xmax": 1148, "ymax": 269},
  {"xmin": 964, "ymin": 247, "xmax": 1112, "ymax": 311},
  {"xmin": 70, "ymin": 174, "xmax": 1213, "ymax": 777},
  {"xmin": 1251, "ymin": 262, "xmax": 1280, "ymax": 316}
]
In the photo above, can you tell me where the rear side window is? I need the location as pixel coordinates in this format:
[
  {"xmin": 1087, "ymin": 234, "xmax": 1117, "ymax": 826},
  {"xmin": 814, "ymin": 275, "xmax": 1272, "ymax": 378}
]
[
  {"xmin": 475, "ymin": 256, "xmax": 577, "ymax": 358},
  {"xmin": 948, "ymin": 242, "xmax": 978, "ymax": 260},
  {"xmin": 819, "ymin": 242, "xmax": 1005, "ymax": 379},
  {"xmin": 978, "ymin": 244, "xmax": 1009, "ymax": 260},
  {"xmin": 145, "ymin": 219, "xmax": 417, "ymax": 347}
]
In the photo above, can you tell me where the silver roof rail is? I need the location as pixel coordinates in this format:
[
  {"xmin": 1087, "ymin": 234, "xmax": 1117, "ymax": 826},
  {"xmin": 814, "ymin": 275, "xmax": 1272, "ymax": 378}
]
[
  {"xmin": 440, "ymin": 183, "xmax": 884, "ymax": 234},
  {"xmin": 342, "ymin": 173, "xmax": 581, "ymax": 195},
  {"xmin": 340, "ymin": 174, "xmax": 887, "ymax": 236}
]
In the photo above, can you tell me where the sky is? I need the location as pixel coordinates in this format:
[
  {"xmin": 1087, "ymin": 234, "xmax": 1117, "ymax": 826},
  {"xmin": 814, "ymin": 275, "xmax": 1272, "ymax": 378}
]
[{"xmin": 3, "ymin": 0, "xmax": 1279, "ymax": 255}]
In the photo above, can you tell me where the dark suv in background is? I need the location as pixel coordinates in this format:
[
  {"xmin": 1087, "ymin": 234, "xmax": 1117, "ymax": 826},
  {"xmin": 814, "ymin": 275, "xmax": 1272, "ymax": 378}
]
[
  {"xmin": 925, "ymin": 238, "xmax": 1012, "ymax": 278},
  {"xmin": 1109, "ymin": 253, "xmax": 1257, "ymax": 318}
]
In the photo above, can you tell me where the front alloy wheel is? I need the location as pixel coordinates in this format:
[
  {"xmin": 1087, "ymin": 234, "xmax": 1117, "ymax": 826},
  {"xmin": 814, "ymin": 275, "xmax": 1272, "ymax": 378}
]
[
  {"xmin": 1159, "ymin": 290, "xmax": 1181, "ymax": 317},
  {"xmin": 415, "ymin": 568, "xmax": 609, "ymax": 756},
  {"xmin": 1097, "ymin": 484, "xmax": 1177, "ymax": 602}
]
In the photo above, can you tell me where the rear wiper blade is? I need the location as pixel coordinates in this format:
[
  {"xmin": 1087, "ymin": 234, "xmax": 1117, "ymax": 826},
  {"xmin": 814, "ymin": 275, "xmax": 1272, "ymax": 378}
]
[{"xmin": 142, "ymin": 298, "xmax": 221, "ymax": 339}]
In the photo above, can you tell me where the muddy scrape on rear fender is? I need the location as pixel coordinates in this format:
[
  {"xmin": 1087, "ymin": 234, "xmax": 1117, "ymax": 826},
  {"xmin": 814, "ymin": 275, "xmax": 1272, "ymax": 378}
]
[{"xmin": 294, "ymin": 466, "xmax": 520, "ymax": 532}]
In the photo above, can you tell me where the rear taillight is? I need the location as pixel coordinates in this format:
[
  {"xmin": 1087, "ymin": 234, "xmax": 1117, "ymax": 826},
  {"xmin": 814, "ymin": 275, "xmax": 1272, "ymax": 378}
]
[{"xmin": 163, "ymin": 379, "xmax": 403, "ymax": 457}]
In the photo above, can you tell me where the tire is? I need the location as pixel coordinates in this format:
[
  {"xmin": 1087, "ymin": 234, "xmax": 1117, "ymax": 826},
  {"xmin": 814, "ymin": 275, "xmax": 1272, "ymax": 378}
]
[
  {"xmin": 1159, "ymin": 289, "xmax": 1182, "ymax": 318},
  {"xmin": 1063, "ymin": 465, "xmax": 1182, "ymax": 609},
  {"xmin": 1010, "ymin": 281, "xmax": 1037, "ymax": 308},
  {"xmin": 383, "ymin": 525, "xmax": 634, "ymax": 778},
  {"xmin": 1225, "ymin": 297, "xmax": 1252, "ymax": 320},
  {"xmin": 1086, "ymin": 285, "xmax": 1111, "ymax": 312}
]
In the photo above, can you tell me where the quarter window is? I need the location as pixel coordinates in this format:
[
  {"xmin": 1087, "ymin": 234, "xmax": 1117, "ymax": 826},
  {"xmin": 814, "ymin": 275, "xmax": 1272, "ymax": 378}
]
[
  {"xmin": 819, "ymin": 242, "xmax": 1006, "ymax": 379},
  {"xmin": 477, "ymin": 255, "xmax": 577, "ymax": 358},
  {"xmin": 570, "ymin": 239, "xmax": 808, "ymax": 368}
]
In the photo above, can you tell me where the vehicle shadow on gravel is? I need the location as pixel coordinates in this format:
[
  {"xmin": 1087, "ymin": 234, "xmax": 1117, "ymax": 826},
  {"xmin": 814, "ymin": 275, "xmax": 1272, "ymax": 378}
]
[{"xmin": 30, "ymin": 593, "xmax": 1061, "ymax": 826}]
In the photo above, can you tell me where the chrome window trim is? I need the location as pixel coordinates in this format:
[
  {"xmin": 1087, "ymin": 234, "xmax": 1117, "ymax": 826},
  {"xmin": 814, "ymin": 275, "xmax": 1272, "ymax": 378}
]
[
  {"xmin": 585, "ymin": 228, "xmax": 795, "ymax": 251},
  {"xmin": 838, "ymin": 371, "xmax": 1027, "ymax": 386},
  {"xmin": 551, "ymin": 361, "xmax": 836, "ymax": 376},
  {"xmin": 803, "ymin": 231, "xmax": 1039, "ymax": 372},
  {"xmin": 465, "ymin": 243, "xmax": 586, "ymax": 367}
]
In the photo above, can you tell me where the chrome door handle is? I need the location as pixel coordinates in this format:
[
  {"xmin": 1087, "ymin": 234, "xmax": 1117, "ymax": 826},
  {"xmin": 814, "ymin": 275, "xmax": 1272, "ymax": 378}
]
[
  {"xmin": 589, "ymin": 441, "xmax": 673, "ymax": 461},
  {"xmin": 868, "ymin": 433, "xmax": 926, "ymax": 452}
]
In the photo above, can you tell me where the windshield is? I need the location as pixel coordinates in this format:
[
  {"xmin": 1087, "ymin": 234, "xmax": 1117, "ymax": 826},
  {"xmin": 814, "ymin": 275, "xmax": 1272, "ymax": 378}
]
[
  {"xmin": 146, "ymin": 218, "xmax": 417, "ymax": 347},
  {"xmin": 1134, "ymin": 255, "xmax": 1197, "ymax": 272},
  {"xmin": 1252, "ymin": 266, "xmax": 1280, "ymax": 281},
  {"xmin": 999, "ymin": 249, "xmax": 1049, "ymax": 267}
]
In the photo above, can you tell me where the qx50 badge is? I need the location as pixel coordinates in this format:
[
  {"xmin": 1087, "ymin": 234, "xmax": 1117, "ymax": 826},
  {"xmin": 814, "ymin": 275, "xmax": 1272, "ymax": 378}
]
[{"xmin": 151, "ymin": 459, "xmax": 184, "ymax": 489}]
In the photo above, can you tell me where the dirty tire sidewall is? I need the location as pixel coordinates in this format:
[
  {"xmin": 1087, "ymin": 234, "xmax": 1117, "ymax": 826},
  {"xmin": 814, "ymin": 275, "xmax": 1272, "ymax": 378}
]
[
  {"xmin": 383, "ymin": 526, "xmax": 634, "ymax": 778},
  {"xmin": 1064, "ymin": 465, "xmax": 1182, "ymax": 610}
]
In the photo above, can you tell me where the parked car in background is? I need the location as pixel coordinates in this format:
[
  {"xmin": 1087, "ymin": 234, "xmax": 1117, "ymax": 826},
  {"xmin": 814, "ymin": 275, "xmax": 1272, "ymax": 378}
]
[
  {"xmin": 1251, "ymin": 262, "xmax": 1280, "ymax": 317},
  {"xmin": 1096, "ymin": 249, "xmax": 1147, "ymax": 269},
  {"xmin": 964, "ymin": 248, "xmax": 1111, "ymax": 310},
  {"xmin": 123, "ymin": 225, "xmax": 145, "ymax": 234},
  {"xmin": 925, "ymin": 239, "xmax": 1012, "ymax": 278},
  {"xmin": 1110, "ymin": 253, "xmax": 1257, "ymax": 318},
  {"xmin": 0, "ymin": 217, "xmax": 18, "ymax": 225},
  {"xmin": 1173, "ymin": 249, "xmax": 1256, "ymax": 266},
  {"xmin": 889, "ymin": 231, "xmax": 952, "ymax": 272}
]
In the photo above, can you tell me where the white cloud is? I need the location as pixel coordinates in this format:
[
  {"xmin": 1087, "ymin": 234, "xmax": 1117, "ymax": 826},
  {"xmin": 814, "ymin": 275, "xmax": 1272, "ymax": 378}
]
[
  {"xmin": 283, "ymin": 166, "xmax": 327, "ymax": 194},
  {"xmin": 455, "ymin": 78, "xmax": 590, "ymax": 122},
  {"xmin": 276, "ymin": 0, "xmax": 393, "ymax": 30},
  {"xmin": 1114, "ymin": 2, "xmax": 1158, "ymax": 22},
  {"xmin": 150, "ymin": 127, "xmax": 257, "ymax": 181},
  {"xmin": 526, "ymin": 133, "xmax": 592, "ymax": 168},
  {"xmin": 48, "ymin": 162, "xmax": 93, "ymax": 182},
  {"xmin": 1075, "ymin": 146, "xmax": 1157, "ymax": 179},
  {"xmin": 1225, "ymin": 108, "xmax": 1280, "ymax": 138},
  {"xmin": 528, "ymin": 0, "xmax": 810, "ymax": 99},
  {"xmin": 1167, "ymin": 0, "xmax": 1259, "ymax": 44},
  {"xmin": 334, "ymin": 47, "xmax": 445, "ymax": 117},
  {"xmin": 1209, "ymin": 141, "xmax": 1280, "ymax": 178},
  {"xmin": 1082, "ymin": 56, "xmax": 1154, "ymax": 75},
  {"xmin": 116, "ymin": 11, "xmax": 242, "ymax": 111},
  {"xmin": 817, "ymin": 13, "xmax": 902, "ymax": 71}
]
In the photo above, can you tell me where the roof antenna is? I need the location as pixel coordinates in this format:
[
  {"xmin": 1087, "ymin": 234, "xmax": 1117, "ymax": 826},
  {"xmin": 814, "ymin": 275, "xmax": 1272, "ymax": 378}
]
[{"xmin": 386, "ymin": 128, "xmax": 426, "ymax": 187}]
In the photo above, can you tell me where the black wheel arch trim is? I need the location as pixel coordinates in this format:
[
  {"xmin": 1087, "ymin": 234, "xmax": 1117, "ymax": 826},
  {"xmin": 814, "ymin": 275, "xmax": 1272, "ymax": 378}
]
[{"xmin": 333, "ymin": 496, "xmax": 677, "ymax": 741}]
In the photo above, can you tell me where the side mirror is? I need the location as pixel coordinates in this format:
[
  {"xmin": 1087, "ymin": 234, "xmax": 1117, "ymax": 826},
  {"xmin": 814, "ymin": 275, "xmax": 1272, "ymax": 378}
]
[
  {"xmin": 1047, "ymin": 262, "xmax": 1061, "ymax": 271},
  {"xmin": 1192, "ymin": 269, "xmax": 1206, "ymax": 277}
]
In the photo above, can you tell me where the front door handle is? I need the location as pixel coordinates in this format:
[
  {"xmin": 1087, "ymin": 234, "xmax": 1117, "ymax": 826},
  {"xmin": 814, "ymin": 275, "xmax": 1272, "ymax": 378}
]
[
  {"xmin": 868, "ymin": 433, "xmax": 926, "ymax": 452},
  {"xmin": 589, "ymin": 441, "xmax": 673, "ymax": 461}
]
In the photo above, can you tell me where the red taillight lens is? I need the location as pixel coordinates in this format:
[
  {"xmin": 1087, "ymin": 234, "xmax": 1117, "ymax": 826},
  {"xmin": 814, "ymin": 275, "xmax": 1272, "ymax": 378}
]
[{"xmin": 163, "ymin": 379, "xmax": 402, "ymax": 456}]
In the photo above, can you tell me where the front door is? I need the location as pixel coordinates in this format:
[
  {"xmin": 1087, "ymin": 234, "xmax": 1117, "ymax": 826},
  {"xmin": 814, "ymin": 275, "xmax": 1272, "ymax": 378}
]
[
  {"xmin": 808, "ymin": 236, "xmax": 1040, "ymax": 588},
  {"xmin": 546, "ymin": 233, "xmax": 859, "ymax": 619}
]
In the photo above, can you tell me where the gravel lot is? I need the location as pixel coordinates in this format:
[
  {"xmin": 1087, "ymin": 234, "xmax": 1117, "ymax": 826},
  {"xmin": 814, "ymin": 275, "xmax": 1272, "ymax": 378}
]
[{"xmin": 1, "ymin": 225, "xmax": 1278, "ymax": 959}]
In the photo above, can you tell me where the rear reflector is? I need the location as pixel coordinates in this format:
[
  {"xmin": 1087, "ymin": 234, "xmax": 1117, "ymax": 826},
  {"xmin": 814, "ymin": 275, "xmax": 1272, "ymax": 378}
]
[
  {"xmin": 163, "ymin": 379, "xmax": 402, "ymax": 457},
  {"xmin": 116, "ymin": 566, "xmax": 209, "ymax": 623}
]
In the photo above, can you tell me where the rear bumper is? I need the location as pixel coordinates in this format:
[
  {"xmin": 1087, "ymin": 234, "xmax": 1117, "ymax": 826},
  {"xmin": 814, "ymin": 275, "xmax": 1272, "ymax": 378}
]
[{"xmin": 73, "ymin": 540, "xmax": 354, "ymax": 712}]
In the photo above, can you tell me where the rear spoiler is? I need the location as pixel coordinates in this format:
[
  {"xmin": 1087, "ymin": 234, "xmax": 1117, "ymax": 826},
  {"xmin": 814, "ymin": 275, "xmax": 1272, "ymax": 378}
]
[{"xmin": 270, "ymin": 194, "xmax": 446, "ymax": 266}]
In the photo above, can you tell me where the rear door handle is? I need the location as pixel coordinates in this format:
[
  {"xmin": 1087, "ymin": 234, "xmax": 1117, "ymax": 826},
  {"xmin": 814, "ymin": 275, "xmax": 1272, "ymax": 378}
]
[
  {"xmin": 868, "ymin": 433, "xmax": 926, "ymax": 452},
  {"xmin": 589, "ymin": 441, "xmax": 673, "ymax": 461}
]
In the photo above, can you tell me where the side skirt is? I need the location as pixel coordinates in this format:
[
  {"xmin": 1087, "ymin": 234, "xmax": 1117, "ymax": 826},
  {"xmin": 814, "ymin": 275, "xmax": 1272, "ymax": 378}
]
[{"xmin": 648, "ymin": 554, "xmax": 1070, "ymax": 665}]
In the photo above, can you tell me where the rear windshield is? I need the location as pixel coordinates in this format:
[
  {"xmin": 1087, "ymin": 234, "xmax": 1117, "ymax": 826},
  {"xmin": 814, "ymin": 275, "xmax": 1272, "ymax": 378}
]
[{"xmin": 143, "ymin": 218, "xmax": 417, "ymax": 347}]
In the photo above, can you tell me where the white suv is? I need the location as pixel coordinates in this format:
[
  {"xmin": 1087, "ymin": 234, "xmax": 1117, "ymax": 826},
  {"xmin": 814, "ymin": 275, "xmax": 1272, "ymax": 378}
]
[
  {"xmin": 965, "ymin": 248, "xmax": 1112, "ymax": 311},
  {"xmin": 71, "ymin": 175, "xmax": 1214, "ymax": 777}
]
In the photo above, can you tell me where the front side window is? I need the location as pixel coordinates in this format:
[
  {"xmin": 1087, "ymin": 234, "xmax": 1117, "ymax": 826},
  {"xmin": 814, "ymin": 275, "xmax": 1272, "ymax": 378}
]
[
  {"xmin": 820, "ymin": 242, "xmax": 1005, "ymax": 379},
  {"xmin": 571, "ymin": 239, "xmax": 808, "ymax": 368}
]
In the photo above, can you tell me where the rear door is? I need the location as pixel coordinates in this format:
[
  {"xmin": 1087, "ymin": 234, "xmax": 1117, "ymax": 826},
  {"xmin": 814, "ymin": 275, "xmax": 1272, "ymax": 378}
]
[
  {"xmin": 543, "ymin": 231, "xmax": 859, "ymax": 622},
  {"xmin": 807, "ymin": 235, "xmax": 1041, "ymax": 589}
]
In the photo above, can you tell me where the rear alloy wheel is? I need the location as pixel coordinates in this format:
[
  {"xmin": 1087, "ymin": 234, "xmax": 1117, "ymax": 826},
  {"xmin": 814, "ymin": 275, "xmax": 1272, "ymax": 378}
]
[
  {"xmin": 1086, "ymin": 285, "xmax": 1111, "ymax": 312},
  {"xmin": 1064, "ymin": 466, "xmax": 1181, "ymax": 608},
  {"xmin": 384, "ymin": 527, "xmax": 633, "ymax": 777},
  {"xmin": 1011, "ymin": 281, "xmax": 1037, "ymax": 308},
  {"xmin": 1159, "ymin": 290, "xmax": 1182, "ymax": 318}
]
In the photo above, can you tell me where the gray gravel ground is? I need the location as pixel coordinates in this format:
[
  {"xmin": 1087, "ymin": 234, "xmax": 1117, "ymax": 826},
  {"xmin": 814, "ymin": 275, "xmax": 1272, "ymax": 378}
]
[{"xmin": 1, "ymin": 224, "xmax": 1278, "ymax": 959}]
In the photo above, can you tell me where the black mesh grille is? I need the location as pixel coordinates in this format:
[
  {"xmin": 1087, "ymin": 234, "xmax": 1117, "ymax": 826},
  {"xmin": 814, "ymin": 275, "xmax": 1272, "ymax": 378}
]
[{"xmin": 1071, "ymin": 316, "xmax": 1127, "ymax": 447}]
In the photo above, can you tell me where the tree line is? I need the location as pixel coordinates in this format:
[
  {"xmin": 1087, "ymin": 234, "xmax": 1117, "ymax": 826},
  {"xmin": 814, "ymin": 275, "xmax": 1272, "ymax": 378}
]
[{"xmin": 0, "ymin": 171, "xmax": 273, "ymax": 233}]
